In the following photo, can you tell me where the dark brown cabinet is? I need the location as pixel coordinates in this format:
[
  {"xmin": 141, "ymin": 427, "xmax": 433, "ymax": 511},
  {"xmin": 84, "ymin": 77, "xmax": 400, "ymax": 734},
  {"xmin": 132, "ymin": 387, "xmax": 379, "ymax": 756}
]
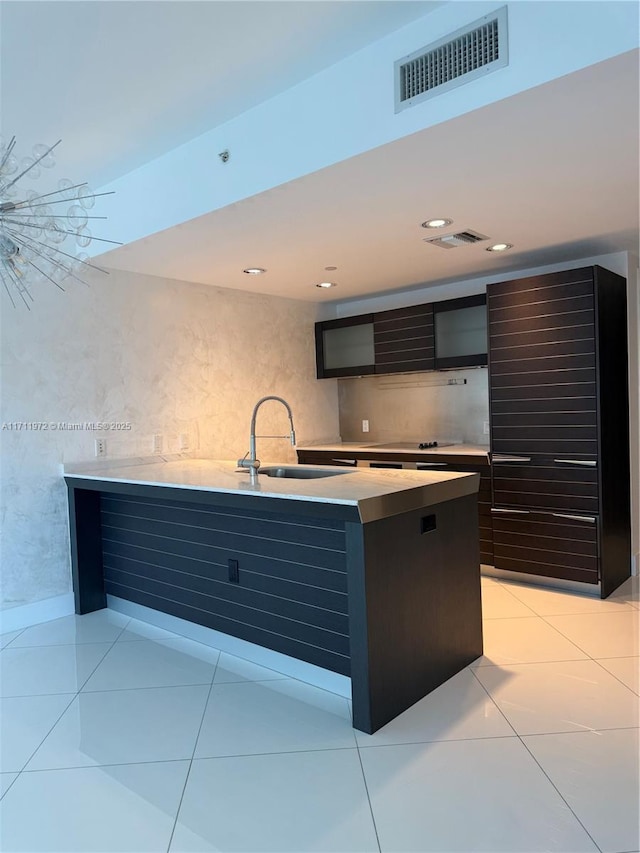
[
  {"xmin": 421, "ymin": 456, "xmax": 493, "ymax": 566},
  {"xmin": 433, "ymin": 293, "xmax": 488, "ymax": 369},
  {"xmin": 487, "ymin": 265, "xmax": 631, "ymax": 596},
  {"xmin": 491, "ymin": 510, "xmax": 598, "ymax": 586},
  {"xmin": 315, "ymin": 294, "xmax": 487, "ymax": 378},
  {"xmin": 315, "ymin": 314, "xmax": 375, "ymax": 379},
  {"xmin": 373, "ymin": 304, "xmax": 434, "ymax": 374},
  {"xmin": 297, "ymin": 449, "xmax": 492, "ymax": 566}
]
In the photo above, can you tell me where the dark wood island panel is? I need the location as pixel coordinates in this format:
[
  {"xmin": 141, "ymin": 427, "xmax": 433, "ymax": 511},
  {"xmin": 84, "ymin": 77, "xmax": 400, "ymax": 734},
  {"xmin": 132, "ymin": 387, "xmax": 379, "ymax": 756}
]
[{"xmin": 66, "ymin": 477, "xmax": 482, "ymax": 734}]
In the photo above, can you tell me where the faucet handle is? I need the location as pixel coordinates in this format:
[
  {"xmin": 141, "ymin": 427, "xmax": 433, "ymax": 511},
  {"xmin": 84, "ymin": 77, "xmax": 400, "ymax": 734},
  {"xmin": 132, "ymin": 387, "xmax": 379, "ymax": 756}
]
[{"xmin": 236, "ymin": 452, "xmax": 260, "ymax": 472}]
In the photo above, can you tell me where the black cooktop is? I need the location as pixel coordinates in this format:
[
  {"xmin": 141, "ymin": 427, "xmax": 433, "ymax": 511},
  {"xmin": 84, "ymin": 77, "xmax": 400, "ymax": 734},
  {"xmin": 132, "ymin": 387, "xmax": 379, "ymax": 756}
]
[{"xmin": 371, "ymin": 441, "xmax": 455, "ymax": 450}]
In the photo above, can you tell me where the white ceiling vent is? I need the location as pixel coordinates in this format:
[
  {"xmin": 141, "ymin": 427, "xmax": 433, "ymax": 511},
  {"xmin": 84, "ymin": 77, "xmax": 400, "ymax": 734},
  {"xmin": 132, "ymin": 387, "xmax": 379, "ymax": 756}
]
[
  {"xmin": 423, "ymin": 230, "xmax": 489, "ymax": 249},
  {"xmin": 395, "ymin": 7, "xmax": 508, "ymax": 112}
]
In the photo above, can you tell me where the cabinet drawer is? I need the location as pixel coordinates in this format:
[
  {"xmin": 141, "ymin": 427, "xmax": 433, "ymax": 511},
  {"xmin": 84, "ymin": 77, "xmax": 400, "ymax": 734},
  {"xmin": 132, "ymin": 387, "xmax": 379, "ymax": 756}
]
[
  {"xmin": 491, "ymin": 510, "xmax": 599, "ymax": 584},
  {"xmin": 297, "ymin": 452, "xmax": 358, "ymax": 467},
  {"xmin": 491, "ymin": 437, "xmax": 598, "ymax": 457},
  {"xmin": 492, "ymin": 460, "xmax": 598, "ymax": 513},
  {"xmin": 493, "ymin": 482, "xmax": 598, "ymax": 515}
]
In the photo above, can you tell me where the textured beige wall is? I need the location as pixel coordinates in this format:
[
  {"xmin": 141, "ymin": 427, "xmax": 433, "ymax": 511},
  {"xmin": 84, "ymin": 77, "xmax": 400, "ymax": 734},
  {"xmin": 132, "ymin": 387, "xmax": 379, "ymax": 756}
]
[
  {"xmin": 0, "ymin": 269, "xmax": 340, "ymax": 609},
  {"xmin": 338, "ymin": 368, "xmax": 490, "ymax": 445}
]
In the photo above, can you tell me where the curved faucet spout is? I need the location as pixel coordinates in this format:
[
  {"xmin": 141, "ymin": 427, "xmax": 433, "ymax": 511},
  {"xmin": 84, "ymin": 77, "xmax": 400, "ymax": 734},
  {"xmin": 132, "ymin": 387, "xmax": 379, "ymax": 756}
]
[{"xmin": 238, "ymin": 396, "xmax": 297, "ymax": 480}]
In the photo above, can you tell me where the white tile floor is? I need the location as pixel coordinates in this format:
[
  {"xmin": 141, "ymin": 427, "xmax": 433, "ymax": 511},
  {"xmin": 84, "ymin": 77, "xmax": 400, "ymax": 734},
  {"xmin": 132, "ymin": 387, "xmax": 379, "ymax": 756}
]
[{"xmin": 0, "ymin": 575, "xmax": 638, "ymax": 853}]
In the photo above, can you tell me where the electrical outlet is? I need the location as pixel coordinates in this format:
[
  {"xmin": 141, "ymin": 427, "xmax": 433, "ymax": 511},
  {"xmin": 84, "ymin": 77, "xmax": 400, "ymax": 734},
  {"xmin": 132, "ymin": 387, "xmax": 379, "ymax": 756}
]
[
  {"xmin": 483, "ymin": 421, "xmax": 490, "ymax": 435},
  {"xmin": 228, "ymin": 558, "xmax": 239, "ymax": 584},
  {"xmin": 152, "ymin": 434, "xmax": 163, "ymax": 454},
  {"xmin": 95, "ymin": 438, "xmax": 106, "ymax": 457},
  {"xmin": 362, "ymin": 419, "xmax": 370, "ymax": 433},
  {"xmin": 179, "ymin": 433, "xmax": 189, "ymax": 451}
]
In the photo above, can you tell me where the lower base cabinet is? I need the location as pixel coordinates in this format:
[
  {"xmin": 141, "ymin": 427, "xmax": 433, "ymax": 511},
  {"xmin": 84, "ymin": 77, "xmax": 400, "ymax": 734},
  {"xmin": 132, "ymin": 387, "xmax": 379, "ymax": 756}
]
[
  {"xmin": 297, "ymin": 450, "xmax": 493, "ymax": 565},
  {"xmin": 433, "ymin": 459, "xmax": 492, "ymax": 566},
  {"xmin": 491, "ymin": 509, "xmax": 598, "ymax": 585}
]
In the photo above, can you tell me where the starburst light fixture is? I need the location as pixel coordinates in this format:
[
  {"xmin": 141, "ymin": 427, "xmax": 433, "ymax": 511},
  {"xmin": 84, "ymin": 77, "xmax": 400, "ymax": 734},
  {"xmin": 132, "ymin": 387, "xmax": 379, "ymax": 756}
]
[{"xmin": 0, "ymin": 136, "xmax": 120, "ymax": 308}]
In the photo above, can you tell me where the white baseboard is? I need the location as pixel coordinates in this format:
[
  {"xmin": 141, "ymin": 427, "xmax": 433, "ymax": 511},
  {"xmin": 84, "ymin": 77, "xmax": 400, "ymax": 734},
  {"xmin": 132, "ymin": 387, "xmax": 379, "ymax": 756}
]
[
  {"xmin": 107, "ymin": 595, "xmax": 351, "ymax": 699},
  {"xmin": 0, "ymin": 592, "xmax": 75, "ymax": 633}
]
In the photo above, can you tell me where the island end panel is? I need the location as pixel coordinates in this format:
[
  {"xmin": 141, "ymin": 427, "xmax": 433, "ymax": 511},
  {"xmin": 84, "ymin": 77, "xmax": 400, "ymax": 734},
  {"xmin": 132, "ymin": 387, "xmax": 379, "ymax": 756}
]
[{"xmin": 346, "ymin": 493, "xmax": 483, "ymax": 733}]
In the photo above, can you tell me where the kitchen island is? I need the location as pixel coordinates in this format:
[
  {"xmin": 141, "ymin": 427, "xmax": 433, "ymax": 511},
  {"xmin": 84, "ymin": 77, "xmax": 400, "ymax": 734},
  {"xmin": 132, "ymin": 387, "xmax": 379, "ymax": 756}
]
[{"xmin": 64, "ymin": 457, "xmax": 482, "ymax": 733}]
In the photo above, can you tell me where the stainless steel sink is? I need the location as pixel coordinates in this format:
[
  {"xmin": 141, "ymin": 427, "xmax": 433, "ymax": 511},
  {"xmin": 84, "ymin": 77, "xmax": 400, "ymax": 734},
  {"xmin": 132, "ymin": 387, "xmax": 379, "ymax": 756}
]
[{"xmin": 258, "ymin": 466, "xmax": 351, "ymax": 479}]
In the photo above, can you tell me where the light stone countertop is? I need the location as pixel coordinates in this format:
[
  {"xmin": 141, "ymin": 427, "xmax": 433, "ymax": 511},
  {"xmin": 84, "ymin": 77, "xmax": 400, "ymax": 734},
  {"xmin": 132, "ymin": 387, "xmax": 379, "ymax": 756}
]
[
  {"xmin": 297, "ymin": 442, "xmax": 490, "ymax": 458},
  {"xmin": 63, "ymin": 456, "xmax": 480, "ymax": 523}
]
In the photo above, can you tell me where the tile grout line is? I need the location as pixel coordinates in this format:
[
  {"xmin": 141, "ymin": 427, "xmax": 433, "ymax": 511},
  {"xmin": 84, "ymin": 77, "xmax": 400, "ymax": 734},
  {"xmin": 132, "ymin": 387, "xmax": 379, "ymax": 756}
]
[
  {"xmin": 165, "ymin": 650, "xmax": 220, "ymax": 852},
  {"xmin": 356, "ymin": 733, "xmax": 520, "ymax": 750},
  {"xmin": 18, "ymin": 746, "xmax": 364, "ymax": 774},
  {"xmin": 537, "ymin": 610, "xmax": 639, "ymax": 665},
  {"xmin": 589, "ymin": 657, "xmax": 640, "ymax": 698},
  {"xmin": 0, "ymin": 773, "xmax": 19, "ymax": 802},
  {"xmin": 0, "ymin": 626, "xmax": 27, "ymax": 649},
  {"xmin": 0, "ymin": 611, "xmax": 133, "ymax": 652},
  {"xmin": 471, "ymin": 657, "xmax": 605, "ymax": 852},
  {"xmin": 471, "ymin": 655, "xmax": 601, "ymax": 668},
  {"xmin": 14, "ymin": 692, "xmax": 78, "ymax": 775},
  {"xmin": 354, "ymin": 740, "xmax": 382, "ymax": 853},
  {"xmin": 518, "ymin": 737, "xmax": 605, "ymax": 853},
  {"xmin": 501, "ymin": 725, "xmax": 640, "ymax": 739},
  {"xmin": 1, "ymin": 618, "xmax": 130, "ymax": 790},
  {"xmin": 468, "ymin": 667, "xmax": 520, "ymax": 737},
  {"xmin": 484, "ymin": 584, "xmax": 539, "ymax": 617}
]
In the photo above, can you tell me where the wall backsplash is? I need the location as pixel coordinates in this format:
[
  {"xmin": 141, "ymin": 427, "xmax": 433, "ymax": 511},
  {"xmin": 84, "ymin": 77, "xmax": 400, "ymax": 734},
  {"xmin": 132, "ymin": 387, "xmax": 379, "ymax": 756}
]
[
  {"xmin": 338, "ymin": 368, "xmax": 490, "ymax": 445},
  {"xmin": 0, "ymin": 268, "xmax": 340, "ymax": 610}
]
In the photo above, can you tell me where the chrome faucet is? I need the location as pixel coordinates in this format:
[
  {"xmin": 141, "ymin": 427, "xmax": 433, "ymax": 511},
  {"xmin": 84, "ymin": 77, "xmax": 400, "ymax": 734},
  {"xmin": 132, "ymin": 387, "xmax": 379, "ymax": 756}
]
[{"xmin": 237, "ymin": 396, "xmax": 296, "ymax": 481}]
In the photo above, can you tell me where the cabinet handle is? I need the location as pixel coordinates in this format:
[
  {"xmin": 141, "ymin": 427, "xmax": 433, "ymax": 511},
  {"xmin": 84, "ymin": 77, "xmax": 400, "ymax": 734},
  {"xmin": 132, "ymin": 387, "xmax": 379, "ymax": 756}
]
[
  {"xmin": 416, "ymin": 462, "xmax": 448, "ymax": 468},
  {"xmin": 551, "ymin": 513, "xmax": 596, "ymax": 524},
  {"xmin": 491, "ymin": 508, "xmax": 530, "ymax": 514},
  {"xmin": 492, "ymin": 455, "xmax": 531, "ymax": 463},
  {"xmin": 553, "ymin": 459, "xmax": 597, "ymax": 467},
  {"xmin": 332, "ymin": 458, "xmax": 356, "ymax": 465}
]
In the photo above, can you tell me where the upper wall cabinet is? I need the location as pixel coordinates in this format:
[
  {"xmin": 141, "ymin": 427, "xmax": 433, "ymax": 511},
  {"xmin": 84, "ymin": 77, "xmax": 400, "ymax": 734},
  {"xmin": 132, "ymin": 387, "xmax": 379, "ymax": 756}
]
[
  {"xmin": 315, "ymin": 294, "xmax": 487, "ymax": 379},
  {"xmin": 315, "ymin": 314, "xmax": 375, "ymax": 379},
  {"xmin": 373, "ymin": 303, "xmax": 434, "ymax": 375},
  {"xmin": 434, "ymin": 294, "xmax": 488, "ymax": 369}
]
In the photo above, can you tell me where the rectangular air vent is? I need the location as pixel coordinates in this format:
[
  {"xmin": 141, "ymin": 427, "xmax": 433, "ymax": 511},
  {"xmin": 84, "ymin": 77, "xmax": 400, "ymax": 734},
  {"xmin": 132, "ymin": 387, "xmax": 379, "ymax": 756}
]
[
  {"xmin": 423, "ymin": 230, "xmax": 489, "ymax": 249},
  {"xmin": 395, "ymin": 6, "xmax": 508, "ymax": 112}
]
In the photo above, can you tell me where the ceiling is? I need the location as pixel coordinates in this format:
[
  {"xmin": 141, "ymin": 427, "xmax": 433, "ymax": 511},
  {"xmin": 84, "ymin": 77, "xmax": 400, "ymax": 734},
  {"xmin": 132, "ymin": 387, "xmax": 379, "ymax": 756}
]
[
  {"xmin": 2, "ymin": 2, "xmax": 638, "ymax": 304},
  {"xmin": 0, "ymin": 0, "xmax": 440, "ymax": 187},
  {"xmin": 99, "ymin": 49, "xmax": 640, "ymax": 301}
]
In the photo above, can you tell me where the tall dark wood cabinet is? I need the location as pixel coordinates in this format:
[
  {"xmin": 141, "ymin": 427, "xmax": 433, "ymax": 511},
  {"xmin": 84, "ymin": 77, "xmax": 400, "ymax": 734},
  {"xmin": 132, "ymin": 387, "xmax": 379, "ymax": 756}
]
[{"xmin": 487, "ymin": 265, "xmax": 631, "ymax": 597}]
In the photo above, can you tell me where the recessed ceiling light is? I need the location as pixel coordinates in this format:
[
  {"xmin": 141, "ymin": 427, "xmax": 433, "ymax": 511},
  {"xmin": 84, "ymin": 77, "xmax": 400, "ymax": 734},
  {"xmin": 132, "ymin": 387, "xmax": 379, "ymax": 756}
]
[
  {"xmin": 243, "ymin": 267, "xmax": 266, "ymax": 275},
  {"xmin": 486, "ymin": 243, "xmax": 513, "ymax": 253},
  {"xmin": 316, "ymin": 281, "xmax": 336, "ymax": 289},
  {"xmin": 421, "ymin": 218, "xmax": 453, "ymax": 229}
]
